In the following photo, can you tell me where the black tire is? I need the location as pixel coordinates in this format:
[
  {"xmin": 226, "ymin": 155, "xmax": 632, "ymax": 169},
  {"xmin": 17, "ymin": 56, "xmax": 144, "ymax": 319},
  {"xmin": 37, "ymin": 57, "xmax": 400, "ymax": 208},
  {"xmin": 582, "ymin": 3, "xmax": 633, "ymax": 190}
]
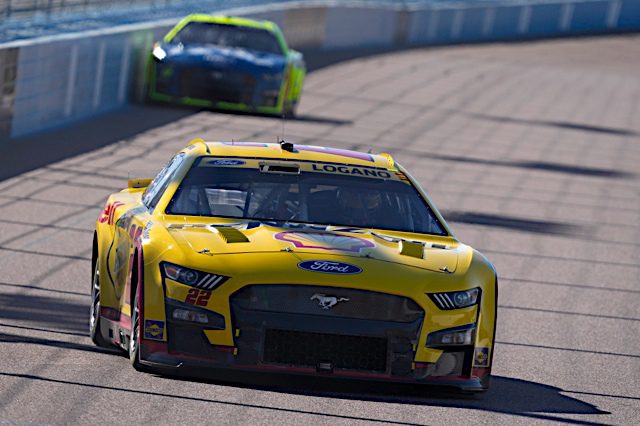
[
  {"xmin": 129, "ymin": 287, "xmax": 144, "ymax": 370},
  {"xmin": 90, "ymin": 261, "xmax": 111, "ymax": 348}
]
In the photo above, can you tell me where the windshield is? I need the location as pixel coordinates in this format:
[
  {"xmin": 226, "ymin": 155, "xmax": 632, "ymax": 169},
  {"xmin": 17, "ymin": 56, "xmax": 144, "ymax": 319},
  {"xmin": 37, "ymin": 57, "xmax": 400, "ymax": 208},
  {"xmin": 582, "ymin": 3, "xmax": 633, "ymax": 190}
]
[
  {"xmin": 172, "ymin": 22, "xmax": 282, "ymax": 54},
  {"xmin": 166, "ymin": 158, "xmax": 447, "ymax": 236}
]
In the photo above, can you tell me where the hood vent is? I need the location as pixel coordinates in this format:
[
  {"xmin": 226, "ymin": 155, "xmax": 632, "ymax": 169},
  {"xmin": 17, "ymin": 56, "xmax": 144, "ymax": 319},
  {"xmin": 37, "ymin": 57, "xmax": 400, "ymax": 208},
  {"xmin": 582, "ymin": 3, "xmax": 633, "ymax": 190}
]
[
  {"xmin": 399, "ymin": 240, "xmax": 424, "ymax": 259},
  {"xmin": 214, "ymin": 227, "xmax": 249, "ymax": 243}
]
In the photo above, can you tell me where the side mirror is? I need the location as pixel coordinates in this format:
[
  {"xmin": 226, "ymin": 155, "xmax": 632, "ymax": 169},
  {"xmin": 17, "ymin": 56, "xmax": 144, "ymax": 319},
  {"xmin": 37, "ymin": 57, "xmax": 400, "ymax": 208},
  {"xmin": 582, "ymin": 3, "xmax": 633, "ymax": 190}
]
[{"xmin": 128, "ymin": 178, "xmax": 152, "ymax": 189}]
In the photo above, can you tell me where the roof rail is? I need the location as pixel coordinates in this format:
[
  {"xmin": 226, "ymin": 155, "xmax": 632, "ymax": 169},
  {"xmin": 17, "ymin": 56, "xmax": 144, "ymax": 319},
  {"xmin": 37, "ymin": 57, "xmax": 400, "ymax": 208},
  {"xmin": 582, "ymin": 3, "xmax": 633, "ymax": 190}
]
[
  {"xmin": 378, "ymin": 152, "xmax": 395, "ymax": 168},
  {"xmin": 187, "ymin": 138, "xmax": 210, "ymax": 154}
]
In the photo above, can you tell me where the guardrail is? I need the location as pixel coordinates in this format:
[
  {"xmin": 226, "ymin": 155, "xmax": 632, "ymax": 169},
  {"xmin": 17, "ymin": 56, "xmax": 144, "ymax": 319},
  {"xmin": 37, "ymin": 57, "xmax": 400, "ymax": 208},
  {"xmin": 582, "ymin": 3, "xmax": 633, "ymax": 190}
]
[
  {"xmin": 0, "ymin": 0, "xmax": 460, "ymax": 23},
  {"xmin": 1, "ymin": 0, "xmax": 639, "ymax": 142},
  {"xmin": 0, "ymin": 0, "xmax": 286, "ymax": 21}
]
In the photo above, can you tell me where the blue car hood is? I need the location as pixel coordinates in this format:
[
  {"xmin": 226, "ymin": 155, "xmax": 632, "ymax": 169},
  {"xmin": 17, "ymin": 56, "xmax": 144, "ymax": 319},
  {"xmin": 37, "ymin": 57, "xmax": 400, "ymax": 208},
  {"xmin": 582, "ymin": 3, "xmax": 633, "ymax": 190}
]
[{"xmin": 161, "ymin": 44, "xmax": 286, "ymax": 73}]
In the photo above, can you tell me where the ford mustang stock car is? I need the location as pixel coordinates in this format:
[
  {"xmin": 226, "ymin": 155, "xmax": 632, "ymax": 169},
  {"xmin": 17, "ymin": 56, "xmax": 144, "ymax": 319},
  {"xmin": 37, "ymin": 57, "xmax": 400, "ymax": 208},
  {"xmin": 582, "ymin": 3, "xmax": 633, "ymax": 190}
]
[
  {"xmin": 147, "ymin": 15, "xmax": 305, "ymax": 116},
  {"xmin": 90, "ymin": 140, "xmax": 497, "ymax": 392}
]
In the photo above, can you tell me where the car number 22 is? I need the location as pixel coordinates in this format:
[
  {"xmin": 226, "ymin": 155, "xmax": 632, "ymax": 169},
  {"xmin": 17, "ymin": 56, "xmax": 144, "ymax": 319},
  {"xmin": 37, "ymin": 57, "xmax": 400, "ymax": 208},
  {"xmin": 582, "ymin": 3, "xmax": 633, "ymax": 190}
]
[{"xmin": 185, "ymin": 289, "xmax": 211, "ymax": 306}]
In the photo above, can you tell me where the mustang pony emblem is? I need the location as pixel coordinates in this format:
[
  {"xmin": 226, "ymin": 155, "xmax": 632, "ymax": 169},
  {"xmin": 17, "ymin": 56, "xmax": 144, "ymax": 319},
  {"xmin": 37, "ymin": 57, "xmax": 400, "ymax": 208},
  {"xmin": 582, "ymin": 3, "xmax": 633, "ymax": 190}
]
[{"xmin": 310, "ymin": 293, "xmax": 349, "ymax": 310}]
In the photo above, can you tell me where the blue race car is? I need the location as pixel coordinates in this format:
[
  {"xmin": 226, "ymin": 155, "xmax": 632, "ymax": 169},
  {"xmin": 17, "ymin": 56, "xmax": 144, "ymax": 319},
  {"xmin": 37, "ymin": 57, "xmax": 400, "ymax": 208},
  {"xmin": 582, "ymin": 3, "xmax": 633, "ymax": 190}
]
[{"xmin": 148, "ymin": 14, "xmax": 306, "ymax": 116}]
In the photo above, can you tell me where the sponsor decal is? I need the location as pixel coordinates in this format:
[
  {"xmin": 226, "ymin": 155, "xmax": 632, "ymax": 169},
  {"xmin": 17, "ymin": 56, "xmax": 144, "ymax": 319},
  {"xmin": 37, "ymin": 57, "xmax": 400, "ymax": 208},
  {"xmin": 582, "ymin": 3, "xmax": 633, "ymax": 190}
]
[
  {"xmin": 128, "ymin": 224, "xmax": 142, "ymax": 241},
  {"xmin": 395, "ymin": 171, "xmax": 411, "ymax": 185},
  {"xmin": 99, "ymin": 202, "xmax": 124, "ymax": 225},
  {"xmin": 310, "ymin": 293, "xmax": 350, "ymax": 309},
  {"xmin": 208, "ymin": 159, "xmax": 246, "ymax": 166},
  {"xmin": 298, "ymin": 260, "xmax": 362, "ymax": 274},
  {"xmin": 144, "ymin": 320, "xmax": 165, "ymax": 340},
  {"xmin": 142, "ymin": 221, "xmax": 153, "ymax": 240},
  {"xmin": 474, "ymin": 347, "xmax": 490, "ymax": 367},
  {"xmin": 275, "ymin": 231, "xmax": 375, "ymax": 253},
  {"xmin": 311, "ymin": 163, "xmax": 391, "ymax": 179}
]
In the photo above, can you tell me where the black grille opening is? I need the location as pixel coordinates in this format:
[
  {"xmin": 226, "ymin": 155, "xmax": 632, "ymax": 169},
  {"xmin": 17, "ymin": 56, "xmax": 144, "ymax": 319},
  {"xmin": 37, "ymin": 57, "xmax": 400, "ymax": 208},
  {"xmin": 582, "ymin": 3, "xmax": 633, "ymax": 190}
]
[
  {"xmin": 231, "ymin": 285, "xmax": 424, "ymax": 323},
  {"xmin": 167, "ymin": 323, "xmax": 217, "ymax": 357},
  {"xmin": 263, "ymin": 329, "xmax": 388, "ymax": 372},
  {"xmin": 180, "ymin": 67, "xmax": 255, "ymax": 104}
]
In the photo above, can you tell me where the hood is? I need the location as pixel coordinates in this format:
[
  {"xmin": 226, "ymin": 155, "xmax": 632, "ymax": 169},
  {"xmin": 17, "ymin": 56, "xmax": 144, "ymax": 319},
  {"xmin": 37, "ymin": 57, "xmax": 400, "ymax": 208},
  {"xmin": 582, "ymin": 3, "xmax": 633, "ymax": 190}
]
[
  {"xmin": 165, "ymin": 222, "xmax": 463, "ymax": 274},
  {"xmin": 161, "ymin": 43, "xmax": 286, "ymax": 73}
]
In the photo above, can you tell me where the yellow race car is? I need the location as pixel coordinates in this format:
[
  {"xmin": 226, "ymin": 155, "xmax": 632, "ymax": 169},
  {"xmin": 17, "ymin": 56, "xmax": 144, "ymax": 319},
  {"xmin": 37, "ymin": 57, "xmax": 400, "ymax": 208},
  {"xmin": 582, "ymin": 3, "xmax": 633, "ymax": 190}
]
[{"xmin": 91, "ymin": 140, "xmax": 497, "ymax": 392}]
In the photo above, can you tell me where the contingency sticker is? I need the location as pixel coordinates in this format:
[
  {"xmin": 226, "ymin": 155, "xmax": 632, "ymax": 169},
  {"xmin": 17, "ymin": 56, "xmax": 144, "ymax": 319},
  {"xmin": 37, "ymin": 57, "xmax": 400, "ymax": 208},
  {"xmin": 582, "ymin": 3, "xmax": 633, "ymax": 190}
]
[
  {"xmin": 394, "ymin": 171, "xmax": 411, "ymax": 185},
  {"xmin": 473, "ymin": 347, "xmax": 490, "ymax": 367},
  {"xmin": 144, "ymin": 320, "xmax": 165, "ymax": 340}
]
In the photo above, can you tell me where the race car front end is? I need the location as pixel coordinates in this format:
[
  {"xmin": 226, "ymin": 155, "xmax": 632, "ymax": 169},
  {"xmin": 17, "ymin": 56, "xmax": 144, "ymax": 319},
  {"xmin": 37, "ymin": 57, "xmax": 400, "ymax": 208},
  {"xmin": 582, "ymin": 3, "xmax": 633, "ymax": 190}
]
[
  {"xmin": 136, "ymin": 226, "xmax": 497, "ymax": 392},
  {"xmin": 148, "ymin": 44, "xmax": 288, "ymax": 114},
  {"xmin": 147, "ymin": 15, "xmax": 303, "ymax": 115}
]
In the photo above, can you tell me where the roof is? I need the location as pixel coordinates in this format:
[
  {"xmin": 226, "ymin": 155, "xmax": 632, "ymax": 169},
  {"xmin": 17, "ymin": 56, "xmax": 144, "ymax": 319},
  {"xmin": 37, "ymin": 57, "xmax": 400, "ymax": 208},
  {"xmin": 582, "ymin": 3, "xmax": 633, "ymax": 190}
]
[
  {"xmin": 178, "ymin": 14, "xmax": 277, "ymax": 31},
  {"xmin": 186, "ymin": 140, "xmax": 396, "ymax": 169},
  {"xmin": 163, "ymin": 14, "xmax": 285, "ymax": 49}
]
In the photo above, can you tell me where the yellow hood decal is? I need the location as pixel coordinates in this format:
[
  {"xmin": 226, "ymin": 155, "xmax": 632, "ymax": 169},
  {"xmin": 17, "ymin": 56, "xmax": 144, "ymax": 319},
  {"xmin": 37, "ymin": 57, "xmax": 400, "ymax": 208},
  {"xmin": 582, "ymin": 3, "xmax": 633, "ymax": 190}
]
[{"xmin": 166, "ymin": 223, "xmax": 460, "ymax": 274}]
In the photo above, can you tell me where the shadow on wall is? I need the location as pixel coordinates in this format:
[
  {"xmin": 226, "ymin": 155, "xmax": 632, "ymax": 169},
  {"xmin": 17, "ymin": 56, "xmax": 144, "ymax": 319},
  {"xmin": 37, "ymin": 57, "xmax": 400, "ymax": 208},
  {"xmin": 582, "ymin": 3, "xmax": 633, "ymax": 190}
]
[
  {"xmin": 0, "ymin": 105, "xmax": 195, "ymax": 182},
  {"xmin": 0, "ymin": 45, "xmax": 370, "ymax": 183},
  {"xmin": 0, "ymin": 103, "xmax": 355, "ymax": 182}
]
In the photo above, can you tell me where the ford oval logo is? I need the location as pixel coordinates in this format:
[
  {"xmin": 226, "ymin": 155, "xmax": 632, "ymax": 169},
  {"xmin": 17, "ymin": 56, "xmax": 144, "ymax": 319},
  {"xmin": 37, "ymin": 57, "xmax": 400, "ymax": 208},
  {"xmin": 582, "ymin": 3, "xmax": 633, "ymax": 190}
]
[
  {"xmin": 208, "ymin": 159, "xmax": 246, "ymax": 166},
  {"xmin": 297, "ymin": 260, "xmax": 362, "ymax": 275}
]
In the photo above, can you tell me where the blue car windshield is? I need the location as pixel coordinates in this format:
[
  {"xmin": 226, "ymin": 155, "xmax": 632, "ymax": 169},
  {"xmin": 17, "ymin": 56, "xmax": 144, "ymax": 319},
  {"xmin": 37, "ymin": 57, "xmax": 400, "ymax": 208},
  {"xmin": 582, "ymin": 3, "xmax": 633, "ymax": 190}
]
[
  {"xmin": 172, "ymin": 22, "xmax": 282, "ymax": 54},
  {"xmin": 166, "ymin": 158, "xmax": 447, "ymax": 236}
]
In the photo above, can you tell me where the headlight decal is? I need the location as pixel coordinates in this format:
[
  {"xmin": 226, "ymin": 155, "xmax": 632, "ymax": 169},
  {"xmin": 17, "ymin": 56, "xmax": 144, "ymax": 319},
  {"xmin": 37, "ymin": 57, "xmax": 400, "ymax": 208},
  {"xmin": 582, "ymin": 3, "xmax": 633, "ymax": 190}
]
[
  {"xmin": 161, "ymin": 262, "xmax": 229, "ymax": 290},
  {"xmin": 428, "ymin": 288, "xmax": 480, "ymax": 310}
]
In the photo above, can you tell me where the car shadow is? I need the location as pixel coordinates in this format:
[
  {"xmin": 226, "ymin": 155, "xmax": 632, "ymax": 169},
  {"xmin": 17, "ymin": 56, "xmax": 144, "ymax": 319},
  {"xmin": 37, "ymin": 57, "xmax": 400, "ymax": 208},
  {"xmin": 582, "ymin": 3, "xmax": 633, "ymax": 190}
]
[
  {"xmin": 0, "ymin": 289, "xmax": 610, "ymax": 424},
  {"xmin": 155, "ymin": 368, "xmax": 610, "ymax": 425},
  {"xmin": 0, "ymin": 291, "xmax": 88, "ymax": 335}
]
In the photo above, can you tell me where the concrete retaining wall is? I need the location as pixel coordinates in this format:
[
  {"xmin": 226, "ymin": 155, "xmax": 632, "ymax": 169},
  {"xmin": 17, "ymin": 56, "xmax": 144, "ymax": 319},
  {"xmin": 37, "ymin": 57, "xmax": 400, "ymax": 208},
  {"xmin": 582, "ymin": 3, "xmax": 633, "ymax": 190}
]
[{"xmin": 0, "ymin": 0, "xmax": 639, "ymax": 142}]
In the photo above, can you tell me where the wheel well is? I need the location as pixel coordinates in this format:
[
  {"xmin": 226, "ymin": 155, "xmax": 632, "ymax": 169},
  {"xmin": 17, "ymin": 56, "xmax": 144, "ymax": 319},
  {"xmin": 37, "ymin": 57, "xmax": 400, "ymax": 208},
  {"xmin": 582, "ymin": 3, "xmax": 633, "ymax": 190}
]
[
  {"xmin": 130, "ymin": 250, "xmax": 139, "ymax": 307},
  {"xmin": 92, "ymin": 232, "xmax": 98, "ymax": 280}
]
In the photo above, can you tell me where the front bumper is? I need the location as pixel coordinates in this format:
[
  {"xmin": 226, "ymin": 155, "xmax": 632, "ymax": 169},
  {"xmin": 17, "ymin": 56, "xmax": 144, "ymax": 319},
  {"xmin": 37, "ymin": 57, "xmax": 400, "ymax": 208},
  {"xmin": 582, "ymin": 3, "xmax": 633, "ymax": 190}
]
[
  {"xmin": 148, "ymin": 61, "xmax": 284, "ymax": 114},
  {"xmin": 139, "ymin": 341, "xmax": 490, "ymax": 392},
  {"xmin": 140, "ymin": 283, "xmax": 492, "ymax": 392}
]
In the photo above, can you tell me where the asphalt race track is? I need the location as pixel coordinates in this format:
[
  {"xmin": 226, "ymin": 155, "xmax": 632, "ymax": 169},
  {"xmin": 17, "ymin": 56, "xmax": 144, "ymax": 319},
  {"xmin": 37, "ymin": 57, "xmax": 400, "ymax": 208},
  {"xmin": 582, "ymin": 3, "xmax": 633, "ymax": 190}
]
[{"xmin": 1, "ymin": 35, "xmax": 639, "ymax": 425}]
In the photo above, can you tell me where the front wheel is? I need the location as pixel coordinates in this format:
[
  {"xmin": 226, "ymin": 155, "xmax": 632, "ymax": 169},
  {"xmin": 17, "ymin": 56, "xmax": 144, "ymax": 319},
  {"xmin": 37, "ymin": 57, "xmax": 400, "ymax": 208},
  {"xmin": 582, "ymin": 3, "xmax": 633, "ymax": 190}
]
[{"xmin": 90, "ymin": 262, "xmax": 111, "ymax": 348}]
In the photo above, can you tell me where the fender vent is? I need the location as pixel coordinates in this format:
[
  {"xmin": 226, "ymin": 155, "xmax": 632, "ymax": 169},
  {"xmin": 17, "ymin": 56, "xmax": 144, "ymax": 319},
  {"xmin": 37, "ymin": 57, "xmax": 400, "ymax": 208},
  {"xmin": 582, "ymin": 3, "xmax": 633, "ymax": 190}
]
[{"xmin": 214, "ymin": 227, "xmax": 249, "ymax": 243}]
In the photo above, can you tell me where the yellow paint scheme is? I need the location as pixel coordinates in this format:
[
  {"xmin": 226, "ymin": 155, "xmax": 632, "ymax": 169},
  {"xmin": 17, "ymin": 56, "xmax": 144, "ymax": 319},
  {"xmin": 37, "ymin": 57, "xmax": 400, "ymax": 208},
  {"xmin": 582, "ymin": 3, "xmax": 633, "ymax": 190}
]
[{"xmin": 94, "ymin": 141, "xmax": 497, "ymax": 369}]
